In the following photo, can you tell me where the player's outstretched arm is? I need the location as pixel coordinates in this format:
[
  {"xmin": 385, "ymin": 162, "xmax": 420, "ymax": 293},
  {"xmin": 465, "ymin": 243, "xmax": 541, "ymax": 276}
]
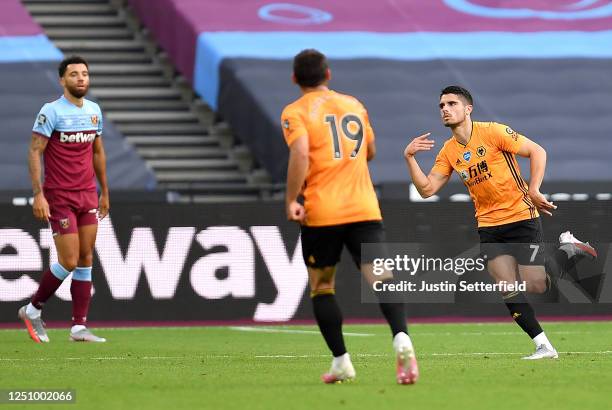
[
  {"xmin": 285, "ymin": 136, "xmax": 308, "ymax": 222},
  {"xmin": 28, "ymin": 134, "xmax": 50, "ymax": 222},
  {"xmin": 403, "ymin": 133, "xmax": 449, "ymax": 198},
  {"xmin": 516, "ymin": 137, "xmax": 556, "ymax": 216},
  {"xmin": 93, "ymin": 137, "xmax": 110, "ymax": 219}
]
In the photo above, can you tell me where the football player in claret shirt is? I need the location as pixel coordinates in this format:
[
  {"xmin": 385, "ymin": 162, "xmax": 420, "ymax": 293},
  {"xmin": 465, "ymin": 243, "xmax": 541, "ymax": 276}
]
[
  {"xmin": 282, "ymin": 49, "xmax": 418, "ymax": 384},
  {"xmin": 18, "ymin": 56, "xmax": 109, "ymax": 343},
  {"xmin": 403, "ymin": 85, "xmax": 597, "ymax": 359}
]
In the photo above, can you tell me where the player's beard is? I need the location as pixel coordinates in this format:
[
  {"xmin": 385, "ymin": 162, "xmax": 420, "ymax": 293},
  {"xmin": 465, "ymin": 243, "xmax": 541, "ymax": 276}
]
[
  {"xmin": 66, "ymin": 83, "xmax": 89, "ymax": 99},
  {"xmin": 443, "ymin": 114, "xmax": 464, "ymax": 128}
]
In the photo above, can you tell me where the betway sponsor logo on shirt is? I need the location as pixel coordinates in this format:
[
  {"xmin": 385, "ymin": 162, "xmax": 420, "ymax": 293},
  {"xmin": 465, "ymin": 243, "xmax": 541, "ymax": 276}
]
[{"xmin": 59, "ymin": 131, "xmax": 96, "ymax": 143}]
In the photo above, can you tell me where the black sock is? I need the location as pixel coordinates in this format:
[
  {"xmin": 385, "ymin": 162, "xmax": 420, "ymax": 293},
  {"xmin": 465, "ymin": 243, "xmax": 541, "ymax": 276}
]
[
  {"xmin": 375, "ymin": 278, "xmax": 408, "ymax": 337},
  {"xmin": 312, "ymin": 294, "xmax": 346, "ymax": 357},
  {"xmin": 379, "ymin": 303, "xmax": 408, "ymax": 337},
  {"xmin": 503, "ymin": 292, "xmax": 543, "ymax": 338}
]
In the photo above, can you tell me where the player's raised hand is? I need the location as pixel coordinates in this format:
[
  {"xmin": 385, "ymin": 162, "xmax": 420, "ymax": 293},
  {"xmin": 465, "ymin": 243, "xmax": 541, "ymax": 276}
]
[
  {"xmin": 98, "ymin": 192, "xmax": 110, "ymax": 220},
  {"xmin": 32, "ymin": 192, "xmax": 51, "ymax": 222},
  {"xmin": 528, "ymin": 189, "xmax": 557, "ymax": 216},
  {"xmin": 404, "ymin": 133, "xmax": 435, "ymax": 159},
  {"xmin": 286, "ymin": 200, "xmax": 306, "ymax": 223}
]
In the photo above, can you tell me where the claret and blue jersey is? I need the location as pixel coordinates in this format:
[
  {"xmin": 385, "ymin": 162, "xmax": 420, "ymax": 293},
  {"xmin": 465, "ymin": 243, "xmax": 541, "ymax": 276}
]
[{"xmin": 32, "ymin": 95, "xmax": 103, "ymax": 191}]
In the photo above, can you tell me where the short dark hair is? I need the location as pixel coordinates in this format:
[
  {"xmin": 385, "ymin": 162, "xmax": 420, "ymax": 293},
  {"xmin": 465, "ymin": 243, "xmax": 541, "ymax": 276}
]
[
  {"xmin": 58, "ymin": 55, "xmax": 89, "ymax": 77},
  {"xmin": 293, "ymin": 49, "xmax": 328, "ymax": 88},
  {"xmin": 440, "ymin": 85, "xmax": 473, "ymax": 105}
]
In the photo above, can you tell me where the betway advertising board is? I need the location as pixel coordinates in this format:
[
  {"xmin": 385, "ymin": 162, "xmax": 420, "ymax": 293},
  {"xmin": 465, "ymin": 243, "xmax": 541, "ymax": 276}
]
[{"xmin": 1, "ymin": 201, "xmax": 611, "ymax": 323}]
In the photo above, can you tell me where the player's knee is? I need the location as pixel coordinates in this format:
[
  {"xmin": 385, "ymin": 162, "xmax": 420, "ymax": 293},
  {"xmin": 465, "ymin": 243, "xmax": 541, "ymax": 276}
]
[
  {"xmin": 310, "ymin": 286, "xmax": 335, "ymax": 298},
  {"xmin": 309, "ymin": 267, "xmax": 336, "ymax": 298},
  {"xmin": 527, "ymin": 278, "xmax": 547, "ymax": 294},
  {"xmin": 309, "ymin": 276, "xmax": 336, "ymax": 298},
  {"xmin": 78, "ymin": 253, "xmax": 94, "ymax": 267},
  {"xmin": 57, "ymin": 247, "xmax": 79, "ymax": 272},
  {"xmin": 59, "ymin": 259, "xmax": 77, "ymax": 272}
]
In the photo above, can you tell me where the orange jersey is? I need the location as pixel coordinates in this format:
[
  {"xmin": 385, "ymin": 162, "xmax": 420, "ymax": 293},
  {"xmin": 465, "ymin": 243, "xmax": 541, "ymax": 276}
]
[
  {"xmin": 281, "ymin": 90, "xmax": 381, "ymax": 226},
  {"xmin": 432, "ymin": 121, "xmax": 538, "ymax": 227}
]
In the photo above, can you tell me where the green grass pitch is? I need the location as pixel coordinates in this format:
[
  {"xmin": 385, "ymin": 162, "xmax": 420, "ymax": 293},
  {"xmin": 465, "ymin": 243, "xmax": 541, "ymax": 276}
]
[{"xmin": 1, "ymin": 321, "xmax": 611, "ymax": 410}]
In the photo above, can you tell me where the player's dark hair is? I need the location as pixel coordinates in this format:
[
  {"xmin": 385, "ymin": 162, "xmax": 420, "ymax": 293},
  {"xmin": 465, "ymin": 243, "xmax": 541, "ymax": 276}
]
[
  {"xmin": 440, "ymin": 85, "xmax": 473, "ymax": 105},
  {"xmin": 293, "ymin": 49, "xmax": 329, "ymax": 88},
  {"xmin": 58, "ymin": 55, "xmax": 89, "ymax": 77}
]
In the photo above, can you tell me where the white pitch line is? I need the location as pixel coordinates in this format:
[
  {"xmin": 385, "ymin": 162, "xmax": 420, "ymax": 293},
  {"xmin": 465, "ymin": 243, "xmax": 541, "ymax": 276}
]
[
  {"xmin": 255, "ymin": 351, "xmax": 612, "ymax": 358},
  {"xmin": 229, "ymin": 326, "xmax": 374, "ymax": 337},
  {"xmin": 0, "ymin": 355, "xmax": 230, "ymax": 362},
  {"xmin": 229, "ymin": 328, "xmax": 611, "ymax": 337},
  {"xmin": 1, "ymin": 351, "xmax": 610, "ymax": 362},
  {"xmin": 2, "ymin": 328, "xmax": 608, "ymax": 340},
  {"xmin": 415, "ymin": 330, "xmax": 612, "ymax": 337},
  {"xmin": 2, "ymin": 324, "xmax": 609, "ymax": 333},
  {"xmin": 255, "ymin": 353, "xmax": 387, "ymax": 358},
  {"xmin": 430, "ymin": 351, "xmax": 612, "ymax": 357}
]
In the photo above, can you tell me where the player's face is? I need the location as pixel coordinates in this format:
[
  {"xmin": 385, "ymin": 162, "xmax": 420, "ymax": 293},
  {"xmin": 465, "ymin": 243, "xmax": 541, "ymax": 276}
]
[
  {"xmin": 61, "ymin": 63, "xmax": 89, "ymax": 98},
  {"xmin": 439, "ymin": 94, "xmax": 471, "ymax": 127}
]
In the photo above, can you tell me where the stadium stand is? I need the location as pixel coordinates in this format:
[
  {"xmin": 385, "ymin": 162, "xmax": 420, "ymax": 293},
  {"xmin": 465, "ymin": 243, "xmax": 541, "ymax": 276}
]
[
  {"xmin": 20, "ymin": 0, "xmax": 281, "ymax": 202},
  {"xmin": 1, "ymin": 0, "xmax": 156, "ymax": 191},
  {"xmin": 127, "ymin": 0, "xmax": 612, "ymax": 187}
]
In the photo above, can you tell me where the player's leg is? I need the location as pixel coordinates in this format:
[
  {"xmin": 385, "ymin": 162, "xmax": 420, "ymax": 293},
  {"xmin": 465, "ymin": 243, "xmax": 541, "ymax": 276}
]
[
  {"xmin": 308, "ymin": 265, "xmax": 355, "ymax": 383},
  {"xmin": 516, "ymin": 218, "xmax": 597, "ymax": 283},
  {"xmin": 362, "ymin": 262, "xmax": 419, "ymax": 384},
  {"xmin": 361, "ymin": 262, "xmax": 411, "ymax": 336},
  {"xmin": 19, "ymin": 190, "xmax": 78, "ymax": 343},
  {"xmin": 301, "ymin": 224, "xmax": 354, "ymax": 383},
  {"xmin": 482, "ymin": 220, "xmax": 557, "ymax": 359},
  {"xmin": 69, "ymin": 191, "xmax": 105, "ymax": 342},
  {"xmin": 517, "ymin": 265, "xmax": 549, "ymax": 293},
  {"xmin": 20, "ymin": 233, "xmax": 78, "ymax": 343},
  {"xmin": 346, "ymin": 221, "xmax": 418, "ymax": 384},
  {"xmin": 487, "ymin": 255, "xmax": 549, "ymax": 347},
  {"xmin": 513, "ymin": 263, "xmax": 557, "ymax": 358},
  {"xmin": 308, "ymin": 266, "xmax": 343, "ymax": 357},
  {"xmin": 501, "ymin": 217, "xmax": 554, "ymax": 295},
  {"xmin": 546, "ymin": 231, "xmax": 597, "ymax": 282},
  {"xmin": 515, "ymin": 230, "xmax": 549, "ymax": 295},
  {"xmin": 516, "ymin": 221, "xmax": 599, "ymax": 359}
]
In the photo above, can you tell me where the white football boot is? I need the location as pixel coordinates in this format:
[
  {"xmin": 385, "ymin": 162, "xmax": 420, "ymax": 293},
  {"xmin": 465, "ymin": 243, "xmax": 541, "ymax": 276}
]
[
  {"xmin": 393, "ymin": 332, "xmax": 419, "ymax": 384},
  {"xmin": 321, "ymin": 353, "xmax": 356, "ymax": 384},
  {"xmin": 522, "ymin": 345, "xmax": 559, "ymax": 360},
  {"xmin": 18, "ymin": 305, "xmax": 49, "ymax": 343},
  {"xmin": 559, "ymin": 231, "xmax": 597, "ymax": 260},
  {"xmin": 69, "ymin": 327, "xmax": 106, "ymax": 343}
]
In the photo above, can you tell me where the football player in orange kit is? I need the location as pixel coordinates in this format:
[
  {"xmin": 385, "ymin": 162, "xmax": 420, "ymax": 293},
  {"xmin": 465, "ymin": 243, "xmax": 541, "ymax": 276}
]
[
  {"xmin": 404, "ymin": 85, "xmax": 596, "ymax": 360},
  {"xmin": 282, "ymin": 49, "xmax": 418, "ymax": 384}
]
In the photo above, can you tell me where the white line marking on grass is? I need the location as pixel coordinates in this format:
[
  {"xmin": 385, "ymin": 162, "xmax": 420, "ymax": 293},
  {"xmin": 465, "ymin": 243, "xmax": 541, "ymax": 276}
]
[
  {"xmin": 255, "ymin": 353, "xmax": 387, "ymax": 359},
  {"xmin": 0, "ymin": 355, "xmax": 232, "ymax": 362},
  {"xmin": 430, "ymin": 352, "xmax": 522, "ymax": 356},
  {"xmin": 1, "ymin": 351, "xmax": 610, "ymax": 362},
  {"xmin": 254, "ymin": 351, "xmax": 612, "ymax": 358},
  {"xmin": 92, "ymin": 327, "xmax": 204, "ymax": 331},
  {"xmin": 430, "ymin": 351, "xmax": 612, "ymax": 357},
  {"xmin": 415, "ymin": 330, "xmax": 608, "ymax": 337},
  {"xmin": 229, "ymin": 326, "xmax": 374, "ymax": 337},
  {"xmin": 1, "ymin": 327, "xmax": 220, "ymax": 332}
]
